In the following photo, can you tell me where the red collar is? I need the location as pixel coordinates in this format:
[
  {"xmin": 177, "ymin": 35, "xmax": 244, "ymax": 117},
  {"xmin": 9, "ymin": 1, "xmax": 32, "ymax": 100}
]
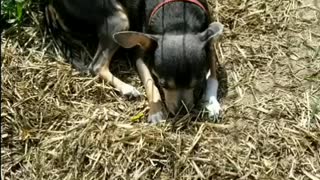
[{"xmin": 149, "ymin": 0, "xmax": 207, "ymax": 25}]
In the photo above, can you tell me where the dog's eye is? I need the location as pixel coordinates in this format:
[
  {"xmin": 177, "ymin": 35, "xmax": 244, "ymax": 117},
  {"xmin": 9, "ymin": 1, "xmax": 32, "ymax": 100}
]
[
  {"xmin": 159, "ymin": 79, "xmax": 169, "ymax": 89},
  {"xmin": 159, "ymin": 79, "xmax": 166, "ymax": 87}
]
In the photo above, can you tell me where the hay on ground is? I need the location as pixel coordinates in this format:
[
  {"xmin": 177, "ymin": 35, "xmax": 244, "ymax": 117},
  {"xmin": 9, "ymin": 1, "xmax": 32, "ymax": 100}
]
[{"xmin": 1, "ymin": 0, "xmax": 320, "ymax": 179}]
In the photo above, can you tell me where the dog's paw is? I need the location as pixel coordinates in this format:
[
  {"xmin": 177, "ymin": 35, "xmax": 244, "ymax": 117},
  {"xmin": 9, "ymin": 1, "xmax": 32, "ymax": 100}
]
[
  {"xmin": 148, "ymin": 102, "xmax": 165, "ymax": 124},
  {"xmin": 120, "ymin": 84, "xmax": 143, "ymax": 99},
  {"xmin": 88, "ymin": 63, "xmax": 100, "ymax": 75},
  {"xmin": 204, "ymin": 96, "xmax": 221, "ymax": 122},
  {"xmin": 148, "ymin": 111, "xmax": 165, "ymax": 124}
]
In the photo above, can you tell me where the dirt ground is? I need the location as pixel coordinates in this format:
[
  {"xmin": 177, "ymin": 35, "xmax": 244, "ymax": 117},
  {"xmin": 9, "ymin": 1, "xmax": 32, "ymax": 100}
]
[{"xmin": 1, "ymin": 0, "xmax": 320, "ymax": 179}]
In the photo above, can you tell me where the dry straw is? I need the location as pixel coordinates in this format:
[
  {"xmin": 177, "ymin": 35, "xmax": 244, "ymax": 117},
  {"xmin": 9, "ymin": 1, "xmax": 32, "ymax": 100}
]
[{"xmin": 1, "ymin": 0, "xmax": 320, "ymax": 179}]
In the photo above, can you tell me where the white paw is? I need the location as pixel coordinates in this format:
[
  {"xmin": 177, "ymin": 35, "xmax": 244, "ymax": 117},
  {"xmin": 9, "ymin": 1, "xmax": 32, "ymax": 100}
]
[
  {"xmin": 204, "ymin": 96, "xmax": 221, "ymax": 121},
  {"xmin": 148, "ymin": 111, "xmax": 164, "ymax": 124},
  {"xmin": 120, "ymin": 84, "xmax": 142, "ymax": 98}
]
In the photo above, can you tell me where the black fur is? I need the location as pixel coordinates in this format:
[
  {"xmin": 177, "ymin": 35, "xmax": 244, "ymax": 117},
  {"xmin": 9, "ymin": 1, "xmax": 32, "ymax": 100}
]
[
  {"xmin": 44, "ymin": 0, "xmax": 216, "ymax": 113},
  {"xmin": 141, "ymin": 1, "xmax": 211, "ymax": 89}
]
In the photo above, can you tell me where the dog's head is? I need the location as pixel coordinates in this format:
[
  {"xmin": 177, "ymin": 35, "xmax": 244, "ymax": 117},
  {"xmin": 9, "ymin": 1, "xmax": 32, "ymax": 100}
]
[{"xmin": 114, "ymin": 22, "xmax": 223, "ymax": 114}]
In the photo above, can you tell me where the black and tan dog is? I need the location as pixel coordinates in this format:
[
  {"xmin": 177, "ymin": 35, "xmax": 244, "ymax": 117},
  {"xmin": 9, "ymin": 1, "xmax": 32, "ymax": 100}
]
[{"xmin": 44, "ymin": 0, "xmax": 224, "ymax": 123}]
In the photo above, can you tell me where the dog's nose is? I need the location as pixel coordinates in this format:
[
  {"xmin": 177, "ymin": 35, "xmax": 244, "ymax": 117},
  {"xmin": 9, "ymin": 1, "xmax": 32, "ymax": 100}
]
[
  {"xmin": 181, "ymin": 100, "xmax": 194, "ymax": 112},
  {"xmin": 166, "ymin": 100, "xmax": 194, "ymax": 115}
]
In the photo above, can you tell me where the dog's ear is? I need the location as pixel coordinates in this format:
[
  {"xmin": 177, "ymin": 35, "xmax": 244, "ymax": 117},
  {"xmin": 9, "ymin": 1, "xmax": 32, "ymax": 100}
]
[
  {"xmin": 113, "ymin": 31, "xmax": 158, "ymax": 50},
  {"xmin": 199, "ymin": 22, "xmax": 223, "ymax": 44}
]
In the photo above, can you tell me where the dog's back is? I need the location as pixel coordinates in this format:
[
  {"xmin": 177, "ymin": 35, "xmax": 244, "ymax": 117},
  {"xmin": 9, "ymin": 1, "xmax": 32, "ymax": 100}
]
[{"xmin": 44, "ymin": 0, "xmax": 147, "ymax": 70}]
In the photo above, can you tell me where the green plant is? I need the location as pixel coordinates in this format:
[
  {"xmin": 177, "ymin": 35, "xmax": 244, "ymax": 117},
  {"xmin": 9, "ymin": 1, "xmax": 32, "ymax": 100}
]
[{"xmin": 1, "ymin": 0, "xmax": 28, "ymax": 25}]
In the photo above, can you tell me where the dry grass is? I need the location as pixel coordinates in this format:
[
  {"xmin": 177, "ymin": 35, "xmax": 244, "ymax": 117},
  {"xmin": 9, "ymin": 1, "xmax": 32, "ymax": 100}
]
[{"xmin": 1, "ymin": 0, "xmax": 320, "ymax": 179}]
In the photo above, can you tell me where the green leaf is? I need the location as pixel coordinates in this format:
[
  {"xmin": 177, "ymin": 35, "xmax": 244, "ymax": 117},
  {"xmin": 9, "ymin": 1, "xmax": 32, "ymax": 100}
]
[
  {"xmin": 16, "ymin": 0, "xmax": 24, "ymax": 22},
  {"xmin": 130, "ymin": 112, "xmax": 144, "ymax": 122}
]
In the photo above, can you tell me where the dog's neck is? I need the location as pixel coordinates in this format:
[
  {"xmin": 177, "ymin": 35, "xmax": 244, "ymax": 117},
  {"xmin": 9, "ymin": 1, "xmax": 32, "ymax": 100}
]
[
  {"xmin": 146, "ymin": 0, "xmax": 209, "ymax": 34},
  {"xmin": 148, "ymin": 0, "xmax": 207, "ymax": 25}
]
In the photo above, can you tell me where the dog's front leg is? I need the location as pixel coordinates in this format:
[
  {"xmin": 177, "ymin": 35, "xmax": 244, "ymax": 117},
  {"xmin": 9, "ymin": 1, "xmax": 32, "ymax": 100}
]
[
  {"xmin": 204, "ymin": 44, "xmax": 221, "ymax": 121},
  {"xmin": 98, "ymin": 53, "xmax": 142, "ymax": 98},
  {"xmin": 89, "ymin": 13, "xmax": 142, "ymax": 98},
  {"xmin": 136, "ymin": 58, "xmax": 164, "ymax": 124}
]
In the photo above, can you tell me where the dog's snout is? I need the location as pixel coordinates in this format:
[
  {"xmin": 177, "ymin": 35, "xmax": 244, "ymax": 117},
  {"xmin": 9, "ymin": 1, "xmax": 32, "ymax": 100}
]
[
  {"xmin": 163, "ymin": 89, "xmax": 179, "ymax": 114},
  {"xmin": 163, "ymin": 88, "xmax": 195, "ymax": 115},
  {"xmin": 166, "ymin": 101, "xmax": 179, "ymax": 114},
  {"xmin": 166, "ymin": 99, "xmax": 194, "ymax": 115}
]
